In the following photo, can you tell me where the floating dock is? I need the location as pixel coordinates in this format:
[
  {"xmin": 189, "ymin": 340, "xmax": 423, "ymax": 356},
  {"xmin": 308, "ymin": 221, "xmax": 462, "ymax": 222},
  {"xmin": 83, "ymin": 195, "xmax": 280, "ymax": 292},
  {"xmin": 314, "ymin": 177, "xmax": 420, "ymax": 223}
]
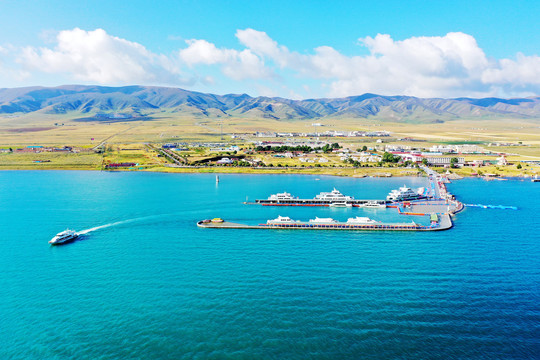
[{"xmin": 197, "ymin": 214, "xmax": 452, "ymax": 232}]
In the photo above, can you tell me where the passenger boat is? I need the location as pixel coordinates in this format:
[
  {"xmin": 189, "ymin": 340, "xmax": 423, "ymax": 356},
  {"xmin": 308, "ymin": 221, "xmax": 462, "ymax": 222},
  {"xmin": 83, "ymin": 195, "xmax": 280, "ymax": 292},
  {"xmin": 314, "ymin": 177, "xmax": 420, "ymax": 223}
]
[
  {"xmin": 49, "ymin": 229, "xmax": 79, "ymax": 245},
  {"xmin": 267, "ymin": 216, "xmax": 300, "ymax": 224},
  {"xmin": 255, "ymin": 188, "xmax": 367, "ymax": 206},
  {"xmin": 386, "ymin": 185, "xmax": 425, "ymax": 202},
  {"xmin": 260, "ymin": 216, "xmax": 429, "ymax": 230},
  {"xmin": 267, "ymin": 192, "xmax": 298, "ymax": 201},
  {"xmin": 315, "ymin": 188, "xmax": 354, "ymax": 202}
]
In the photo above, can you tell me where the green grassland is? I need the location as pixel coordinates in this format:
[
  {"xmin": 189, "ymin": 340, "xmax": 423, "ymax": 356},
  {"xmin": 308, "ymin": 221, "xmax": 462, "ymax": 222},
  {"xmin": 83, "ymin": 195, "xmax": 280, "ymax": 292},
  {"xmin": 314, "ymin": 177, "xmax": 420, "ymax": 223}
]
[
  {"xmin": 0, "ymin": 151, "xmax": 103, "ymax": 170},
  {"xmin": 0, "ymin": 112, "xmax": 539, "ymax": 177}
]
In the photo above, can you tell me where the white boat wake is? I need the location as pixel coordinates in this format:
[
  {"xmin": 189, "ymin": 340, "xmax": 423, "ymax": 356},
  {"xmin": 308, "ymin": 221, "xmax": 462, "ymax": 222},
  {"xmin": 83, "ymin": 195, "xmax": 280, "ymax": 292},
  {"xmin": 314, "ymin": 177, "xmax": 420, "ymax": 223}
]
[
  {"xmin": 78, "ymin": 220, "xmax": 130, "ymax": 235},
  {"xmin": 78, "ymin": 213, "xmax": 174, "ymax": 235}
]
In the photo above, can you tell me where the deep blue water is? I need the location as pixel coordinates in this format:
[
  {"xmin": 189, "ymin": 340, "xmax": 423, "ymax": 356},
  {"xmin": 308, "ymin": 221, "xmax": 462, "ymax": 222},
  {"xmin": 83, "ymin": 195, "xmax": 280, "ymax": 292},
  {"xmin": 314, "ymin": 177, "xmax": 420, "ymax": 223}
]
[{"xmin": 0, "ymin": 171, "xmax": 539, "ymax": 359}]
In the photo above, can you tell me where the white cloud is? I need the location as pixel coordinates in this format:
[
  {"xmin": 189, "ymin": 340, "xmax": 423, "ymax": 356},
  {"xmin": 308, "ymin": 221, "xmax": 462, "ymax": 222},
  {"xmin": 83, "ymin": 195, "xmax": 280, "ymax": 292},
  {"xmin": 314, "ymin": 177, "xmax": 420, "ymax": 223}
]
[
  {"xmin": 235, "ymin": 29, "xmax": 284, "ymax": 64},
  {"xmin": 482, "ymin": 53, "xmax": 540, "ymax": 86},
  {"xmin": 179, "ymin": 39, "xmax": 235, "ymax": 66},
  {"xmin": 20, "ymin": 28, "xmax": 188, "ymax": 85},
  {"xmin": 305, "ymin": 32, "xmax": 494, "ymax": 97},
  {"xmin": 227, "ymin": 31, "xmax": 496, "ymax": 97},
  {"xmin": 179, "ymin": 38, "xmax": 272, "ymax": 80},
  {"xmin": 6, "ymin": 27, "xmax": 540, "ymax": 98},
  {"xmin": 0, "ymin": 45, "xmax": 33, "ymax": 82},
  {"xmin": 205, "ymin": 29, "xmax": 540, "ymax": 98}
]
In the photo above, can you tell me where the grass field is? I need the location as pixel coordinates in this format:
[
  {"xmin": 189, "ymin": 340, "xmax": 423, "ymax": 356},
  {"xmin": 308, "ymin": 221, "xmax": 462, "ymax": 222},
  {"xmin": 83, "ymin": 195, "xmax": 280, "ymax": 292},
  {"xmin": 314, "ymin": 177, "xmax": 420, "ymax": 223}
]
[
  {"xmin": 0, "ymin": 152, "xmax": 103, "ymax": 170},
  {"xmin": 0, "ymin": 113, "xmax": 539, "ymax": 176}
]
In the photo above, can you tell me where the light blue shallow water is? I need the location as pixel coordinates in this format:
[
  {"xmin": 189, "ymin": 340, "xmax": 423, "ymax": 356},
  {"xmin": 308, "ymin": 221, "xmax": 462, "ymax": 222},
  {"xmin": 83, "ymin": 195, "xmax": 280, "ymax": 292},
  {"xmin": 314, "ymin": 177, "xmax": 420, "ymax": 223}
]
[{"xmin": 0, "ymin": 171, "xmax": 539, "ymax": 359}]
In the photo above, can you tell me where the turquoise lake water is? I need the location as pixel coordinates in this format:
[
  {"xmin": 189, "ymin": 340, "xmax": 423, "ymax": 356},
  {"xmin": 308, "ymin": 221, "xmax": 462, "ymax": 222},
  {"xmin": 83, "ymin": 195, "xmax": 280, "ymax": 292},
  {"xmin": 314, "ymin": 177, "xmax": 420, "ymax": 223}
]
[{"xmin": 0, "ymin": 171, "xmax": 539, "ymax": 359}]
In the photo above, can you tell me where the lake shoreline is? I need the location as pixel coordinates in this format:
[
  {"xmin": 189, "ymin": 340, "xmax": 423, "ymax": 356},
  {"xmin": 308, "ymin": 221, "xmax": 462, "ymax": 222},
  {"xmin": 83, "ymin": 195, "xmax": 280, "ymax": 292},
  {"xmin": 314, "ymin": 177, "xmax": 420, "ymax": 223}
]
[
  {"xmin": 0, "ymin": 165, "xmax": 428, "ymax": 178},
  {"xmin": 1, "ymin": 166, "xmax": 535, "ymax": 180}
]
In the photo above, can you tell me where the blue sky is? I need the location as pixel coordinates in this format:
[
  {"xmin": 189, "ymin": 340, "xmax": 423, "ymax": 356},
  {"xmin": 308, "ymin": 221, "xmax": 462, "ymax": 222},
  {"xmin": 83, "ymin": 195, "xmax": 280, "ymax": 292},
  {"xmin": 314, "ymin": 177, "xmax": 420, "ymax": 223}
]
[{"xmin": 0, "ymin": 0, "xmax": 539, "ymax": 98}]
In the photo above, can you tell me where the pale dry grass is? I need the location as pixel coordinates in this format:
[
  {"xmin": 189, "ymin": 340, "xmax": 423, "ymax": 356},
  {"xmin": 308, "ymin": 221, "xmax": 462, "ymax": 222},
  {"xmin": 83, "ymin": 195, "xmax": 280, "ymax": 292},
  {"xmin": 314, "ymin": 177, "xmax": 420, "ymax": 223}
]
[{"xmin": 0, "ymin": 114, "xmax": 538, "ymax": 167}]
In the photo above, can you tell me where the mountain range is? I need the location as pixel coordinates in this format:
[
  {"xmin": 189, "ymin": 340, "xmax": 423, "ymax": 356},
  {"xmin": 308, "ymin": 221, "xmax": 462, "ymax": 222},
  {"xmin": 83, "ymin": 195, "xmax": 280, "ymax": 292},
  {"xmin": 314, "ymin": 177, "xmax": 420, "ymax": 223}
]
[{"xmin": 0, "ymin": 85, "xmax": 539, "ymax": 123}]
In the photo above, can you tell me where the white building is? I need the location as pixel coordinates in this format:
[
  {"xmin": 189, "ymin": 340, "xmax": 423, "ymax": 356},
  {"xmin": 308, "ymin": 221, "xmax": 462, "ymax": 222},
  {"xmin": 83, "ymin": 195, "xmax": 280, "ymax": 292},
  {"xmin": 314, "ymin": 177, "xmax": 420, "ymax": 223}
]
[
  {"xmin": 256, "ymin": 132, "xmax": 277, "ymax": 138},
  {"xmin": 216, "ymin": 157, "xmax": 233, "ymax": 165},
  {"xmin": 385, "ymin": 145, "xmax": 411, "ymax": 152},
  {"xmin": 430, "ymin": 144, "xmax": 486, "ymax": 154},
  {"xmin": 454, "ymin": 144, "xmax": 486, "ymax": 153},
  {"xmin": 398, "ymin": 154, "xmax": 423, "ymax": 163},
  {"xmin": 429, "ymin": 145, "xmax": 455, "ymax": 153},
  {"xmin": 426, "ymin": 157, "xmax": 465, "ymax": 166},
  {"xmin": 352, "ymin": 154, "xmax": 382, "ymax": 163}
]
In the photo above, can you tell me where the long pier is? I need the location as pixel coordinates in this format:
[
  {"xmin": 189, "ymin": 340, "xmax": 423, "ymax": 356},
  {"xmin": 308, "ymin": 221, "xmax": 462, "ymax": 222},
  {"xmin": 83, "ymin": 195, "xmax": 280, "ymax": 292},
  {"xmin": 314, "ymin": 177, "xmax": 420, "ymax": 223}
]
[
  {"xmin": 253, "ymin": 199, "xmax": 388, "ymax": 206},
  {"xmin": 197, "ymin": 214, "xmax": 452, "ymax": 231}
]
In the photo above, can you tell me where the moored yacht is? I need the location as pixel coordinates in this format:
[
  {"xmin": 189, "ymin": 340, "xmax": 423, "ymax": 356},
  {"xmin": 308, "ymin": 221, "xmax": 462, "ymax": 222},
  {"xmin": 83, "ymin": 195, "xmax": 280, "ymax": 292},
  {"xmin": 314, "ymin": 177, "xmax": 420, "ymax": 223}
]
[
  {"xmin": 49, "ymin": 229, "xmax": 79, "ymax": 245},
  {"xmin": 315, "ymin": 188, "xmax": 354, "ymax": 202},
  {"xmin": 268, "ymin": 192, "xmax": 298, "ymax": 201},
  {"xmin": 267, "ymin": 216, "xmax": 300, "ymax": 224},
  {"xmin": 329, "ymin": 201, "xmax": 353, "ymax": 207},
  {"xmin": 386, "ymin": 185, "xmax": 425, "ymax": 202}
]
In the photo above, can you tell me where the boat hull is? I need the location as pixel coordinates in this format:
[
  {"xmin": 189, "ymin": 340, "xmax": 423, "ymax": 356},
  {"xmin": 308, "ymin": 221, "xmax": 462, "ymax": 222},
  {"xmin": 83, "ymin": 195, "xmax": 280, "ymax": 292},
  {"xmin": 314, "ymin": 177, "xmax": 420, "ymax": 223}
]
[{"xmin": 49, "ymin": 234, "xmax": 79, "ymax": 245}]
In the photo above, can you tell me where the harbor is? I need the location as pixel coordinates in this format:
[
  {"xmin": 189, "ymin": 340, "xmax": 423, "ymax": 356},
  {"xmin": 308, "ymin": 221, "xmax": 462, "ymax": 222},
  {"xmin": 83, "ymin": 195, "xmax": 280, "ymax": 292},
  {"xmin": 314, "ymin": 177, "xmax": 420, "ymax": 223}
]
[{"xmin": 199, "ymin": 167, "xmax": 465, "ymax": 232}]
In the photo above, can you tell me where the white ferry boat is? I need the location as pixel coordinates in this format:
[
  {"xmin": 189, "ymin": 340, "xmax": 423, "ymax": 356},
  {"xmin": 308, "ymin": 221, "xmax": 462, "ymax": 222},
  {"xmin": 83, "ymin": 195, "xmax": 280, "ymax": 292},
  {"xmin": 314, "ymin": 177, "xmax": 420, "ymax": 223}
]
[
  {"xmin": 346, "ymin": 216, "xmax": 379, "ymax": 224},
  {"xmin": 267, "ymin": 216, "xmax": 300, "ymax": 224},
  {"xmin": 268, "ymin": 192, "xmax": 298, "ymax": 201},
  {"xmin": 386, "ymin": 185, "xmax": 425, "ymax": 202},
  {"xmin": 309, "ymin": 217, "xmax": 338, "ymax": 223},
  {"xmin": 315, "ymin": 188, "xmax": 354, "ymax": 202},
  {"xmin": 49, "ymin": 229, "xmax": 79, "ymax": 245}
]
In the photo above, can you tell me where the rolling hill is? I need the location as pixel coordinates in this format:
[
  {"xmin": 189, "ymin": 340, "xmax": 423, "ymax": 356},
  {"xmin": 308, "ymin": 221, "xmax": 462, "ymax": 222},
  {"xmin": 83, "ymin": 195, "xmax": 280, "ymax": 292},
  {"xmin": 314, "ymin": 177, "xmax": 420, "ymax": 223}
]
[{"xmin": 0, "ymin": 85, "xmax": 539, "ymax": 123}]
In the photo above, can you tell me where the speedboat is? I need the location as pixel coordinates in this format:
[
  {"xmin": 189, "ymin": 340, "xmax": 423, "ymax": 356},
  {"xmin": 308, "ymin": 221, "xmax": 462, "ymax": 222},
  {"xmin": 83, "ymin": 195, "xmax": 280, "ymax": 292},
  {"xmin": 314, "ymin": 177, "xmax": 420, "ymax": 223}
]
[
  {"xmin": 49, "ymin": 229, "xmax": 79, "ymax": 245},
  {"xmin": 329, "ymin": 202, "xmax": 352, "ymax": 207},
  {"xmin": 362, "ymin": 201, "xmax": 386, "ymax": 208}
]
